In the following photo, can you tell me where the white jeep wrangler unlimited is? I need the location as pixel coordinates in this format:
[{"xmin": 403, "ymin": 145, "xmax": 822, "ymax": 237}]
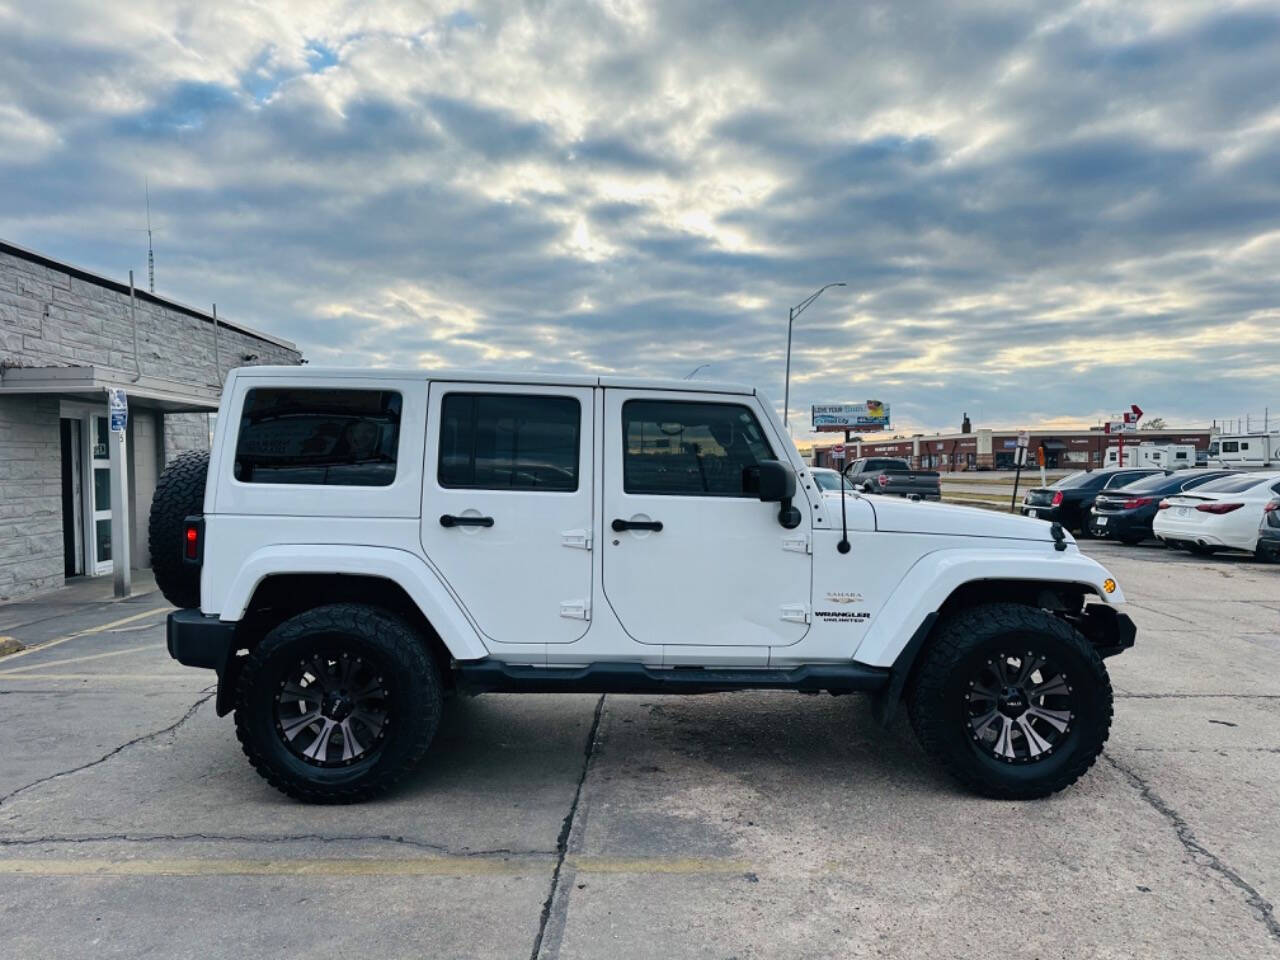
[{"xmin": 155, "ymin": 367, "xmax": 1134, "ymax": 803}]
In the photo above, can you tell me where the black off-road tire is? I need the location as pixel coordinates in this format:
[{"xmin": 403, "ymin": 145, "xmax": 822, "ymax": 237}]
[
  {"xmin": 148, "ymin": 449, "xmax": 209, "ymax": 609},
  {"xmin": 907, "ymin": 602, "xmax": 1113, "ymax": 800},
  {"xmin": 234, "ymin": 604, "xmax": 442, "ymax": 804}
]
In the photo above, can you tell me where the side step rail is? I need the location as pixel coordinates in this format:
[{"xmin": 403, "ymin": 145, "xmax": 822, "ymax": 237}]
[{"xmin": 455, "ymin": 659, "xmax": 891, "ymax": 696}]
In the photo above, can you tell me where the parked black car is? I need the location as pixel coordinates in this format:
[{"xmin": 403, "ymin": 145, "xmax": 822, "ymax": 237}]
[
  {"xmin": 1258, "ymin": 498, "xmax": 1280, "ymax": 562},
  {"xmin": 1087, "ymin": 469, "xmax": 1234, "ymax": 544},
  {"xmin": 1021, "ymin": 468, "xmax": 1167, "ymax": 535}
]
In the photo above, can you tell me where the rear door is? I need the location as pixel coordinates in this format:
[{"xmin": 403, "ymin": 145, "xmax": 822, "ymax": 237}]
[
  {"xmin": 600, "ymin": 389, "xmax": 811, "ymax": 648},
  {"xmin": 420, "ymin": 382, "xmax": 594, "ymax": 645}
]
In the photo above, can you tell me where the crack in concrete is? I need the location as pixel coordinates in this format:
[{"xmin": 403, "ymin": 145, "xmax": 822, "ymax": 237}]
[
  {"xmin": 1105, "ymin": 754, "xmax": 1280, "ymax": 942},
  {"xmin": 530, "ymin": 693, "xmax": 605, "ymax": 960},
  {"xmin": 1116, "ymin": 693, "xmax": 1280, "ymax": 699},
  {"xmin": 0, "ymin": 832, "xmax": 551, "ymax": 858},
  {"xmin": 0, "ymin": 692, "xmax": 214, "ymax": 808}
]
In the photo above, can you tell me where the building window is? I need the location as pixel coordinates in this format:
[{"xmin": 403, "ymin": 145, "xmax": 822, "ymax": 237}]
[
  {"xmin": 623, "ymin": 399, "xmax": 775, "ymax": 497},
  {"xmin": 234, "ymin": 388, "xmax": 402, "ymax": 486},
  {"xmin": 438, "ymin": 393, "xmax": 580, "ymax": 491}
]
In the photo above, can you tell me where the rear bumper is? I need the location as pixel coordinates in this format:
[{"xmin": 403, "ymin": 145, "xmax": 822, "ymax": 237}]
[
  {"xmin": 167, "ymin": 609, "xmax": 236, "ymax": 670},
  {"xmin": 1021, "ymin": 504, "xmax": 1061, "ymax": 521},
  {"xmin": 1088, "ymin": 510, "xmax": 1151, "ymax": 540}
]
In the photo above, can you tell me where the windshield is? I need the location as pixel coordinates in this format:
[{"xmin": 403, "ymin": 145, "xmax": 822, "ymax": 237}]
[
  {"xmin": 813, "ymin": 470, "xmax": 854, "ymax": 492},
  {"xmin": 1193, "ymin": 474, "xmax": 1277, "ymax": 494}
]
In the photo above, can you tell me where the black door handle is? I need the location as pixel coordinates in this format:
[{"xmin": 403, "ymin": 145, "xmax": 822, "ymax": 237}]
[
  {"xmin": 440, "ymin": 514, "xmax": 495, "ymax": 528},
  {"xmin": 612, "ymin": 518, "xmax": 663, "ymax": 532}
]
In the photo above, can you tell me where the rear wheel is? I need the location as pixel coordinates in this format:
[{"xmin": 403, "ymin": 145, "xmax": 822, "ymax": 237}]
[
  {"xmin": 907, "ymin": 603, "xmax": 1112, "ymax": 800},
  {"xmin": 235, "ymin": 603, "xmax": 442, "ymax": 803}
]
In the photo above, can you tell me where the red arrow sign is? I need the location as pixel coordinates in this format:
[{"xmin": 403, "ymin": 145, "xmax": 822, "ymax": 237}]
[{"xmin": 1131, "ymin": 404, "xmax": 1144, "ymax": 419}]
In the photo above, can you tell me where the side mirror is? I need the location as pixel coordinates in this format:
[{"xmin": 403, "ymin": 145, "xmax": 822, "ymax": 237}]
[
  {"xmin": 750, "ymin": 460, "xmax": 795, "ymax": 503},
  {"xmin": 743, "ymin": 460, "xmax": 801, "ymax": 529}
]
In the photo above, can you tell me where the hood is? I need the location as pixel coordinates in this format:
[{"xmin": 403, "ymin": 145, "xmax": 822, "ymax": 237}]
[{"xmin": 862, "ymin": 494, "xmax": 1065, "ymax": 542}]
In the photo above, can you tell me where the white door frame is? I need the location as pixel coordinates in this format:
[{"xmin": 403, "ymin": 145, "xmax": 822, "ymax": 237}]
[{"xmin": 60, "ymin": 400, "xmax": 111, "ymax": 576}]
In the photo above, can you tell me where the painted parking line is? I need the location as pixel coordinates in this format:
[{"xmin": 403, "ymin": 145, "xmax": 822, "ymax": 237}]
[
  {"xmin": 0, "ymin": 643, "xmax": 164, "ymax": 676},
  {"xmin": 0, "ymin": 607, "xmax": 169, "ymax": 663},
  {"xmin": 0, "ymin": 673, "xmax": 203, "ymax": 682},
  {"xmin": 0, "ymin": 856, "xmax": 756, "ymax": 878}
]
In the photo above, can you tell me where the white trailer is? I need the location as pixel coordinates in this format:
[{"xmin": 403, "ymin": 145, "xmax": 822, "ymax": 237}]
[
  {"xmin": 1104, "ymin": 442, "xmax": 1197, "ymax": 470},
  {"xmin": 1208, "ymin": 434, "xmax": 1278, "ymax": 468}
]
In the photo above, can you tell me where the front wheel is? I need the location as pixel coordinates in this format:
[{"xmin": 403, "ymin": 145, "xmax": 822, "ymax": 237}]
[
  {"xmin": 235, "ymin": 604, "xmax": 442, "ymax": 803},
  {"xmin": 907, "ymin": 603, "xmax": 1113, "ymax": 800}
]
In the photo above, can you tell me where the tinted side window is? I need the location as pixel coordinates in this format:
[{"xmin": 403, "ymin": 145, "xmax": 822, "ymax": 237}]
[
  {"xmin": 438, "ymin": 393, "xmax": 580, "ymax": 491},
  {"xmin": 1223, "ymin": 441, "xmax": 1239, "ymax": 453},
  {"xmin": 623, "ymin": 400, "xmax": 775, "ymax": 497},
  {"xmin": 235, "ymin": 389, "xmax": 401, "ymax": 486}
]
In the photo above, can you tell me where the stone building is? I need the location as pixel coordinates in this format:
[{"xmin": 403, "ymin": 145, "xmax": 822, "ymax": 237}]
[{"xmin": 0, "ymin": 239, "xmax": 301, "ymax": 601}]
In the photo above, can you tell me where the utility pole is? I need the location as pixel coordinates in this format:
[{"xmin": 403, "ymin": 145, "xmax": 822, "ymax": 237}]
[{"xmin": 783, "ymin": 282, "xmax": 846, "ymax": 429}]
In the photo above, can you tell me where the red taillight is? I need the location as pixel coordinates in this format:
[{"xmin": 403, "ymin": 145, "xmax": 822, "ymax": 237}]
[
  {"xmin": 1265, "ymin": 500, "xmax": 1280, "ymax": 513},
  {"xmin": 1121, "ymin": 497, "xmax": 1153, "ymax": 509},
  {"xmin": 1051, "ymin": 490, "xmax": 1063, "ymax": 506},
  {"xmin": 1157, "ymin": 499, "xmax": 1171, "ymax": 510},
  {"xmin": 877, "ymin": 474, "xmax": 889, "ymax": 487},
  {"xmin": 184, "ymin": 524, "xmax": 199, "ymax": 560},
  {"xmin": 1195, "ymin": 502, "xmax": 1244, "ymax": 515}
]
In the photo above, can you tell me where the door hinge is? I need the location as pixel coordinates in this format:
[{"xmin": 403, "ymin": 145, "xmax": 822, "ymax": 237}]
[
  {"xmin": 782, "ymin": 533, "xmax": 811, "ymax": 554},
  {"xmin": 561, "ymin": 529, "xmax": 592, "ymax": 550},
  {"xmin": 560, "ymin": 599, "xmax": 591, "ymax": 621},
  {"xmin": 779, "ymin": 603, "xmax": 810, "ymax": 624}
]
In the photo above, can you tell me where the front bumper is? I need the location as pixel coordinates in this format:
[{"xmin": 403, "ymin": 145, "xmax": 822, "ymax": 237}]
[
  {"xmin": 167, "ymin": 609, "xmax": 236, "ymax": 670},
  {"xmin": 1257, "ymin": 528, "xmax": 1280, "ymax": 560},
  {"xmin": 1077, "ymin": 605, "xmax": 1137, "ymax": 659}
]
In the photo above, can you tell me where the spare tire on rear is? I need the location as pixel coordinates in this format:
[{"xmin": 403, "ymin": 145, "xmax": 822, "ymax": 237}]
[{"xmin": 149, "ymin": 449, "xmax": 210, "ymax": 609}]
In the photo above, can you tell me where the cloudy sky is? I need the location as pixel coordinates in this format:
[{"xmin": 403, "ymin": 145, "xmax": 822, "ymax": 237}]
[{"xmin": 2, "ymin": 0, "xmax": 1278, "ymax": 440}]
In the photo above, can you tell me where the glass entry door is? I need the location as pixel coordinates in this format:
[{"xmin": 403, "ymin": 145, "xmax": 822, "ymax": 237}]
[{"xmin": 91, "ymin": 416, "xmax": 112, "ymax": 575}]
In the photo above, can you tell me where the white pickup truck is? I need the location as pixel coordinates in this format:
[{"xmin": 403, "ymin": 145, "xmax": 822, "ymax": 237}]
[{"xmin": 155, "ymin": 367, "xmax": 1134, "ymax": 803}]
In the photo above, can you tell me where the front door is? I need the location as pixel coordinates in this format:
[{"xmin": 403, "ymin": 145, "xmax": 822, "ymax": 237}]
[
  {"xmin": 90, "ymin": 415, "xmax": 112, "ymax": 575},
  {"xmin": 601, "ymin": 390, "xmax": 812, "ymax": 647},
  {"xmin": 420, "ymin": 382, "xmax": 594, "ymax": 645}
]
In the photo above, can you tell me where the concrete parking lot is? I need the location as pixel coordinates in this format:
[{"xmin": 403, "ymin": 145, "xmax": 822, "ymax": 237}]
[{"xmin": 1, "ymin": 545, "xmax": 1277, "ymax": 959}]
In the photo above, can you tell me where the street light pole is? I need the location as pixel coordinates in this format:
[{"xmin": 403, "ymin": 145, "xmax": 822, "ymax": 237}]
[{"xmin": 783, "ymin": 282, "xmax": 846, "ymax": 429}]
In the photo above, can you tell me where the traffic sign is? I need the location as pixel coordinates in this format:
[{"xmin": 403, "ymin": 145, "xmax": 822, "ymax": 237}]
[
  {"xmin": 108, "ymin": 388, "xmax": 128, "ymax": 433},
  {"xmin": 1016, "ymin": 431, "xmax": 1030, "ymax": 449},
  {"xmin": 1014, "ymin": 446, "xmax": 1028, "ymax": 467},
  {"xmin": 830, "ymin": 443, "xmax": 846, "ymax": 461}
]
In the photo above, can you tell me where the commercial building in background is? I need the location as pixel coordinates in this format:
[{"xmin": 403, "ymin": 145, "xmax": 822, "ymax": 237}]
[
  {"xmin": 812, "ymin": 426, "xmax": 1213, "ymax": 472},
  {"xmin": 0, "ymin": 239, "xmax": 301, "ymax": 601}
]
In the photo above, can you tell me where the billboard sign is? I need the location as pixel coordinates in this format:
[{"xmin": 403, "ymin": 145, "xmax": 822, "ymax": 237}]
[{"xmin": 812, "ymin": 401, "xmax": 890, "ymax": 433}]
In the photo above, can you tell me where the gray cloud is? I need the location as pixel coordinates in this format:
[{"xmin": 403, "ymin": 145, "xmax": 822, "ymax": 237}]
[{"xmin": 0, "ymin": 0, "xmax": 1276, "ymax": 437}]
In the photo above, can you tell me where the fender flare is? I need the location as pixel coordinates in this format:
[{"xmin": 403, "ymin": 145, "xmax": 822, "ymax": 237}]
[
  {"xmin": 853, "ymin": 547, "xmax": 1123, "ymax": 669},
  {"xmin": 218, "ymin": 544, "xmax": 490, "ymax": 661}
]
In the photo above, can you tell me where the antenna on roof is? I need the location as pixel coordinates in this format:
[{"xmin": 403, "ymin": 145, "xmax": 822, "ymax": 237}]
[{"xmin": 145, "ymin": 177, "xmax": 155, "ymax": 293}]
